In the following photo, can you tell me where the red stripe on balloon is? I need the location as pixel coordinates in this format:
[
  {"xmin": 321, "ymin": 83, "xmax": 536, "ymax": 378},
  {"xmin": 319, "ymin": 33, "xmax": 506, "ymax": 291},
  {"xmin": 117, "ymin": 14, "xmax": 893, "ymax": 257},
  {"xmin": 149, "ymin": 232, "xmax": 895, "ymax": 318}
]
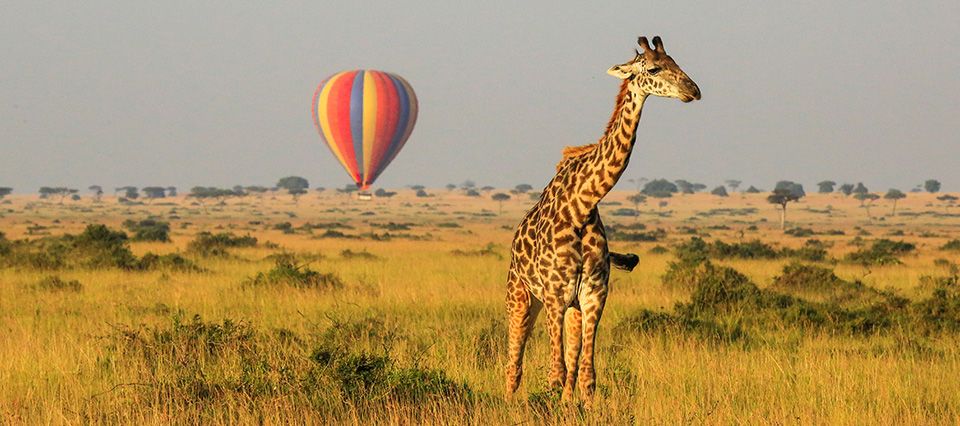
[
  {"xmin": 327, "ymin": 70, "xmax": 361, "ymax": 182},
  {"xmin": 368, "ymin": 71, "xmax": 398, "ymax": 180}
]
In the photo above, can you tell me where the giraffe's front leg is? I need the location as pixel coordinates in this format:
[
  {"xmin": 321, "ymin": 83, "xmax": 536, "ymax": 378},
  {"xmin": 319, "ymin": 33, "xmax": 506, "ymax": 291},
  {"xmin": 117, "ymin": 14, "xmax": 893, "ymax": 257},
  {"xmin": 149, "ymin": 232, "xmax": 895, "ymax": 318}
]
[
  {"xmin": 562, "ymin": 304, "xmax": 583, "ymax": 402},
  {"xmin": 577, "ymin": 270, "xmax": 609, "ymax": 402},
  {"xmin": 544, "ymin": 296, "xmax": 566, "ymax": 390}
]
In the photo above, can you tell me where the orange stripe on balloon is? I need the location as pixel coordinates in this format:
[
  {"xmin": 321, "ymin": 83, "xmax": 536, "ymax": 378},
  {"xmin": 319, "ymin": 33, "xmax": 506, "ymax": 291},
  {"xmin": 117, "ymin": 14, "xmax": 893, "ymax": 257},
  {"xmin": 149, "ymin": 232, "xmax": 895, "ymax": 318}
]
[{"xmin": 317, "ymin": 72, "xmax": 352, "ymax": 177}]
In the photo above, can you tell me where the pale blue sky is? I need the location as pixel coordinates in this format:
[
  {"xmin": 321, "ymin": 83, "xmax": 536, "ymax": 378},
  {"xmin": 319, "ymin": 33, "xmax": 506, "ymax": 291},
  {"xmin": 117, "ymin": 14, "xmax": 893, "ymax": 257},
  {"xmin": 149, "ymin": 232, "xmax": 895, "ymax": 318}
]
[{"xmin": 1, "ymin": 1, "xmax": 958, "ymax": 192}]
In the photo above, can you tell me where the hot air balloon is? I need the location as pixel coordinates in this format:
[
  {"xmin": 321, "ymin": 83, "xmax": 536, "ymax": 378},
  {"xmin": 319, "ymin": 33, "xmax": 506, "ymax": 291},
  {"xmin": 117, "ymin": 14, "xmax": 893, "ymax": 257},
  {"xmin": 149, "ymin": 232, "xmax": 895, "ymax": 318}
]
[{"xmin": 312, "ymin": 70, "xmax": 418, "ymax": 191}]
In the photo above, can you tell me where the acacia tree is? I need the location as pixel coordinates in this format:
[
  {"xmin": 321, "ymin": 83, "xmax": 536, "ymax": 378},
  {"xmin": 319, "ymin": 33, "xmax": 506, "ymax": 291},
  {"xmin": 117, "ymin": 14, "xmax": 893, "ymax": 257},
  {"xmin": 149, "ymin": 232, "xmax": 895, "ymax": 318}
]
[
  {"xmin": 492, "ymin": 192, "xmax": 511, "ymax": 215},
  {"xmin": 768, "ymin": 181, "xmax": 805, "ymax": 230},
  {"xmin": 166, "ymin": 186, "xmax": 178, "ymax": 197},
  {"xmin": 855, "ymin": 192, "xmax": 881, "ymax": 219},
  {"xmin": 838, "ymin": 183, "xmax": 855, "ymax": 196},
  {"xmin": 725, "ymin": 179, "xmax": 742, "ymax": 193},
  {"xmin": 513, "ymin": 184, "xmax": 533, "ymax": 194},
  {"xmin": 0, "ymin": 187, "xmax": 13, "ymax": 200},
  {"xmin": 884, "ymin": 189, "xmax": 906, "ymax": 216},
  {"xmin": 925, "ymin": 179, "xmax": 942, "ymax": 193},
  {"xmin": 817, "ymin": 181, "xmax": 836, "ymax": 194},
  {"xmin": 276, "ymin": 176, "xmax": 309, "ymax": 203},
  {"xmin": 142, "ymin": 187, "xmax": 166, "ymax": 203},
  {"xmin": 711, "ymin": 186, "xmax": 729, "ymax": 197},
  {"xmin": 852, "ymin": 183, "xmax": 869, "ymax": 202},
  {"xmin": 88, "ymin": 185, "xmax": 103, "ymax": 202},
  {"xmin": 627, "ymin": 193, "xmax": 647, "ymax": 217},
  {"xmin": 937, "ymin": 194, "xmax": 958, "ymax": 213}
]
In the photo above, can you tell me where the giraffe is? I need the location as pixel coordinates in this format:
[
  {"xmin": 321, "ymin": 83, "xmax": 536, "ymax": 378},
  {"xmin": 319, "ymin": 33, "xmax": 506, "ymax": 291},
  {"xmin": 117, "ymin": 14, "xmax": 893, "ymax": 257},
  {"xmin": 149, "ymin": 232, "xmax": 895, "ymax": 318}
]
[{"xmin": 505, "ymin": 36, "xmax": 700, "ymax": 402}]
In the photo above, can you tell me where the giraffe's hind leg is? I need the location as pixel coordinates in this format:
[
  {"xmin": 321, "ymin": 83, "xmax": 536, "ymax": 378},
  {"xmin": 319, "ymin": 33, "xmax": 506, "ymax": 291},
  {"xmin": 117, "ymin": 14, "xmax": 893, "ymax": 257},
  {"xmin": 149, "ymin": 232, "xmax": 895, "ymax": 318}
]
[
  {"xmin": 505, "ymin": 273, "xmax": 541, "ymax": 398},
  {"xmin": 562, "ymin": 303, "xmax": 583, "ymax": 401}
]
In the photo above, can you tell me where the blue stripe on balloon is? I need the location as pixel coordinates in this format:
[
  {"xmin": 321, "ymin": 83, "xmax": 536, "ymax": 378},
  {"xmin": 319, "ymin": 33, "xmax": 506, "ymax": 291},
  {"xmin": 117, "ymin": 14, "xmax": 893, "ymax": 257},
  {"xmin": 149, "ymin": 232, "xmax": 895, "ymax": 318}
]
[
  {"xmin": 349, "ymin": 71, "xmax": 365, "ymax": 183},
  {"xmin": 378, "ymin": 74, "xmax": 409, "ymax": 180}
]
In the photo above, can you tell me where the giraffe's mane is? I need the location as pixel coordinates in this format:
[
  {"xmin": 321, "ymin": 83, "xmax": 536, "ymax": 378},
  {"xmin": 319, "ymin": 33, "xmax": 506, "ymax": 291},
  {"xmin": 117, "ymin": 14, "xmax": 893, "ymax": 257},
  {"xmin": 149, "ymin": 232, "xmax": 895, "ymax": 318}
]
[{"xmin": 555, "ymin": 79, "xmax": 632, "ymax": 172}]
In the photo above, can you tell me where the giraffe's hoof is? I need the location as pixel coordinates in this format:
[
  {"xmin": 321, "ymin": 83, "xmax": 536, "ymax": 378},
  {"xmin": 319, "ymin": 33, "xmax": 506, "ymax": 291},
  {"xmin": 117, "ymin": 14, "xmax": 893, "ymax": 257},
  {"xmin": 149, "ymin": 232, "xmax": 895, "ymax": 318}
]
[{"xmin": 610, "ymin": 252, "xmax": 640, "ymax": 272}]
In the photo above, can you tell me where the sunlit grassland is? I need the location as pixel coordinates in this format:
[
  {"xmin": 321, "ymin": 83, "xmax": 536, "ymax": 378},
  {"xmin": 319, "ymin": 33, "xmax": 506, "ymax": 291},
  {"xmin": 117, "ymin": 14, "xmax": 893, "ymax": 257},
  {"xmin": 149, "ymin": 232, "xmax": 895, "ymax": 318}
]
[{"xmin": 1, "ymin": 190, "xmax": 959, "ymax": 424}]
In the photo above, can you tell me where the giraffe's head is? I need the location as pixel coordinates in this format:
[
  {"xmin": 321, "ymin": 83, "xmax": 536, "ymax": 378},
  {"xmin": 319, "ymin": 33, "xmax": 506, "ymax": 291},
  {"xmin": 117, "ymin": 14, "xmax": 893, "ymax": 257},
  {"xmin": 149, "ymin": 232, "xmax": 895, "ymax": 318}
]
[{"xmin": 607, "ymin": 36, "xmax": 701, "ymax": 103}]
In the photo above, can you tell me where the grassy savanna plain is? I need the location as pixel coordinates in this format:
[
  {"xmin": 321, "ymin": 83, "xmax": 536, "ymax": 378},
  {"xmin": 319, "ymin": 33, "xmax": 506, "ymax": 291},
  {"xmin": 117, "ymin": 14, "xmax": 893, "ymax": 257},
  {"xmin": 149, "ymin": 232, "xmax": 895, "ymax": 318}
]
[{"xmin": 1, "ymin": 189, "xmax": 960, "ymax": 424}]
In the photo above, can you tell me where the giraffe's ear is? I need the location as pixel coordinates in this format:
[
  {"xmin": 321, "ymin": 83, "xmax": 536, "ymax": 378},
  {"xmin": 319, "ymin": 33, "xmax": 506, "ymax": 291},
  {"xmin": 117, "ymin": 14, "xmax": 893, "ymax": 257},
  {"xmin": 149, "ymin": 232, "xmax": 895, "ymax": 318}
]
[{"xmin": 606, "ymin": 63, "xmax": 633, "ymax": 79}]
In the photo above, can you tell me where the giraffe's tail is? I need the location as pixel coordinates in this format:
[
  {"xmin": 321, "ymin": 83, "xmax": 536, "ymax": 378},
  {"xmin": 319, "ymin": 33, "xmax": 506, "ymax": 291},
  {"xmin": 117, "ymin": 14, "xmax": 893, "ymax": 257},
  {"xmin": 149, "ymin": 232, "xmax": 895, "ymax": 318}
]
[{"xmin": 610, "ymin": 252, "xmax": 640, "ymax": 272}]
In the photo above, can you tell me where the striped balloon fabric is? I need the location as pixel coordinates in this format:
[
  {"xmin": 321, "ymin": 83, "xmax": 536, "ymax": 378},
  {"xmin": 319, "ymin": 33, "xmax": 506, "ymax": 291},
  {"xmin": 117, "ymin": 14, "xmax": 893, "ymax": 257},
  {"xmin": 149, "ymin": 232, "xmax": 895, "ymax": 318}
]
[{"xmin": 312, "ymin": 70, "xmax": 418, "ymax": 190}]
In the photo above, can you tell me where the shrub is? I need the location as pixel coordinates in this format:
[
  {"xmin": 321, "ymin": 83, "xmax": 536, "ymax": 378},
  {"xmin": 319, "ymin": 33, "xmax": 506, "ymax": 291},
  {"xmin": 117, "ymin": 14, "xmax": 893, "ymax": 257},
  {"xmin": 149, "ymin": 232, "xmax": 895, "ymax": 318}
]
[
  {"xmin": 138, "ymin": 252, "xmax": 203, "ymax": 272},
  {"xmin": 942, "ymin": 239, "xmax": 960, "ymax": 251},
  {"xmin": 187, "ymin": 232, "xmax": 257, "ymax": 257},
  {"xmin": 341, "ymin": 249, "xmax": 379, "ymax": 260},
  {"xmin": 846, "ymin": 239, "xmax": 915, "ymax": 265},
  {"xmin": 34, "ymin": 275, "xmax": 83, "ymax": 292},
  {"xmin": 122, "ymin": 219, "xmax": 171, "ymax": 242},
  {"xmin": 245, "ymin": 256, "xmax": 344, "ymax": 291}
]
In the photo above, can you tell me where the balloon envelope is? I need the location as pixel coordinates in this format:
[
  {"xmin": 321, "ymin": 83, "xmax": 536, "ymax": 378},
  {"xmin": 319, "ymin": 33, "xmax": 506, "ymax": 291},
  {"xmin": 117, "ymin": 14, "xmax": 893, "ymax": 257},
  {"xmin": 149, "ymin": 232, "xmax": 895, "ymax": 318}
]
[{"xmin": 312, "ymin": 70, "xmax": 418, "ymax": 190}]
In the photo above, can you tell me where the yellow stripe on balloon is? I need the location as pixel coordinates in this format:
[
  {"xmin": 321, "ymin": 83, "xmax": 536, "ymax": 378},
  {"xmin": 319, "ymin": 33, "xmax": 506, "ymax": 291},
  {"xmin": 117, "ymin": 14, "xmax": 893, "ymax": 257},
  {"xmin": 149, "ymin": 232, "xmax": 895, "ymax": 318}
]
[
  {"xmin": 361, "ymin": 71, "xmax": 378, "ymax": 187},
  {"xmin": 318, "ymin": 71, "xmax": 350, "ymax": 172}
]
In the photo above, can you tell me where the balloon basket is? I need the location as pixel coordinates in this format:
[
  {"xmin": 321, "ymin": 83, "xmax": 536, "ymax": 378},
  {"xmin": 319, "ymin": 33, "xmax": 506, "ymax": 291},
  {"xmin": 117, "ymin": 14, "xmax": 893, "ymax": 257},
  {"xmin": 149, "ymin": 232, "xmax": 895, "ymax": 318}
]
[{"xmin": 356, "ymin": 191, "xmax": 373, "ymax": 201}]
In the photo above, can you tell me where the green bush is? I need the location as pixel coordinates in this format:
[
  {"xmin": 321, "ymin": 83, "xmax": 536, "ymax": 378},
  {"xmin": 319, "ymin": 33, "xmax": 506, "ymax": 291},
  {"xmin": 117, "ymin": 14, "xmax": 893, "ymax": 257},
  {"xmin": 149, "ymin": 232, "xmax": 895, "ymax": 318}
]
[
  {"xmin": 187, "ymin": 232, "xmax": 257, "ymax": 257},
  {"xmin": 123, "ymin": 219, "xmax": 171, "ymax": 242},
  {"xmin": 846, "ymin": 239, "xmax": 915, "ymax": 265},
  {"xmin": 245, "ymin": 256, "xmax": 344, "ymax": 291},
  {"xmin": 941, "ymin": 239, "xmax": 960, "ymax": 251}
]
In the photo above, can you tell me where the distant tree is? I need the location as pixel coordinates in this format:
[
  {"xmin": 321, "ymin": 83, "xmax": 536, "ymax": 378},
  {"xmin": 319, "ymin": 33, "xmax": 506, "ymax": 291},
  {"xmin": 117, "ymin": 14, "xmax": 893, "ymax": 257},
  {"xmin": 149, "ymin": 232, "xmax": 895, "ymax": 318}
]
[
  {"xmin": 910, "ymin": 185, "xmax": 923, "ymax": 193},
  {"xmin": 627, "ymin": 193, "xmax": 647, "ymax": 217},
  {"xmin": 480, "ymin": 185, "xmax": 495, "ymax": 192},
  {"xmin": 142, "ymin": 186, "xmax": 167, "ymax": 203},
  {"xmin": 725, "ymin": 180, "xmax": 741, "ymax": 192},
  {"xmin": 838, "ymin": 183, "xmax": 855, "ymax": 196},
  {"xmin": 674, "ymin": 180, "xmax": 694, "ymax": 194},
  {"xmin": 314, "ymin": 187, "xmax": 326, "ymax": 193},
  {"xmin": 711, "ymin": 186, "xmax": 729, "ymax": 197},
  {"xmin": 691, "ymin": 183, "xmax": 707, "ymax": 192},
  {"xmin": 937, "ymin": 194, "xmax": 958, "ymax": 213},
  {"xmin": 39, "ymin": 187, "xmax": 77, "ymax": 204},
  {"xmin": 336, "ymin": 184, "xmax": 358, "ymax": 195},
  {"xmin": 415, "ymin": 189, "xmax": 429, "ymax": 198},
  {"xmin": 245, "ymin": 186, "xmax": 269, "ymax": 201},
  {"xmin": 514, "ymin": 183, "xmax": 533, "ymax": 194},
  {"xmin": 925, "ymin": 179, "xmax": 942, "ymax": 193},
  {"xmin": 855, "ymin": 193, "xmax": 881, "ymax": 219},
  {"xmin": 189, "ymin": 187, "xmax": 235, "ymax": 211},
  {"xmin": 0, "ymin": 187, "xmax": 13, "ymax": 199},
  {"xmin": 276, "ymin": 176, "xmax": 309, "ymax": 203},
  {"xmin": 492, "ymin": 193, "xmax": 511, "ymax": 214},
  {"xmin": 461, "ymin": 180, "xmax": 476, "ymax": 191},
  {"xmin": 767, "ymin": 182, "xmax": 805, "ymax": 230},
  {"xmin": 445, "ymin": 183, "xmax": 457, "ymax": 191},
  {"xmin": 465, "ymin": 189, "xmax": 481, "ymax": 197},
  {"xmin": 409, "ymin": 185, "xmax": 426, "ymax": 192},
  {"xmin": 744, "ymin": 186, "xmax": 762, "ymax": 194},
  {"xmin": 374, "ymin": 188, "xmax": 397, "ymax": 198},
  {"xmin": 852, "ymin": 182, "xmax": 869, "ymax": 197},
  {"xmin": 166, "ymin": 186, "xmax": 178, "ymax": 197},
  {"xmin": 817, "ymin": 181, "xmax": 836, "ymax": 194},
  {"xmin": 627, "ymin": 177, "xmax": 649, "ymax": 192},
  {"xmin": 38, "ymin": 187, "xmax": 55, "ymax": 199},
  {"xmin": 71, "ymin": 194, "xmax": 81, "ymax": 202},
  {"xmin": 884, "ymin": 189, "xmax": 906, "ymax": 216},
  {"xmin": 88, "ymin": 185, "xmax": 103, "ymax": 202},
  {"xmin": 232, "ymin": 185, "xmax": 247, "ymax": 197},
  {"xmin": 124, "ymin": 187, "xmax": 139, "ymax": 200},
  {"xmin": 642, "ymin": 179, "xmax": 679, "ymax": 198}
]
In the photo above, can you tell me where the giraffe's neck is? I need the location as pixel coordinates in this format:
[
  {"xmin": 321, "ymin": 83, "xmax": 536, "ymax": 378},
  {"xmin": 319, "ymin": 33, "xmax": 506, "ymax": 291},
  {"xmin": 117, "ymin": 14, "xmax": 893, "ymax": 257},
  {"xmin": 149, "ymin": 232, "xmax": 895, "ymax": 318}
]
[{"xmin": 575, "ymin": 83, "xmax": 647, "ymax": 209}]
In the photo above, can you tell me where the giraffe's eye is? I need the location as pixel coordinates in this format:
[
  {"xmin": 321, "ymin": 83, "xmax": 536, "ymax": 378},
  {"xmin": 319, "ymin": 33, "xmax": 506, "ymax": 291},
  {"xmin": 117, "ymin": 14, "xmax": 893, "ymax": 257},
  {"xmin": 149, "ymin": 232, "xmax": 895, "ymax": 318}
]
[{"xmin": 647, "ymin": 67, "xmax": 662, "ymax": 75}]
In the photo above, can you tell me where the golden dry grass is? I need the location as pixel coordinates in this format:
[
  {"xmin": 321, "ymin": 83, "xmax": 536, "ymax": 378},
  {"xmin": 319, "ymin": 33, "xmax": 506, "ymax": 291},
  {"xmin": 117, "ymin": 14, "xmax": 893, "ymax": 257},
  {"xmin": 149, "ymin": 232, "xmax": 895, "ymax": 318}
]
[{"xmin": 0, "ymin": 190, "xmax": 959, "ymax": 424}]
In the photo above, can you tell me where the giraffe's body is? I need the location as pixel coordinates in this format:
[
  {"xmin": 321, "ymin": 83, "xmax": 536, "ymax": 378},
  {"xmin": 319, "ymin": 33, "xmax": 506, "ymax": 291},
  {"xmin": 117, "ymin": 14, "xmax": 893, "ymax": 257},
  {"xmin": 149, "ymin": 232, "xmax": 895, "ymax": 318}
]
[{"xmin": 505, "ymin": 36, "xmax": 701, "ymax": 401}]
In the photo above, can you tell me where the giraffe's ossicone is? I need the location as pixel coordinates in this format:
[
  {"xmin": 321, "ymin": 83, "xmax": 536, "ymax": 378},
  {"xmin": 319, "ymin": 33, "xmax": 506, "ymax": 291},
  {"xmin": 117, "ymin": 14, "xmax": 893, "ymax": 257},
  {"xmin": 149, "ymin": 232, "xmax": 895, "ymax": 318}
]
[{"xmin": 505, "ymin": 36, "xmax": 701, "ymax": 402}]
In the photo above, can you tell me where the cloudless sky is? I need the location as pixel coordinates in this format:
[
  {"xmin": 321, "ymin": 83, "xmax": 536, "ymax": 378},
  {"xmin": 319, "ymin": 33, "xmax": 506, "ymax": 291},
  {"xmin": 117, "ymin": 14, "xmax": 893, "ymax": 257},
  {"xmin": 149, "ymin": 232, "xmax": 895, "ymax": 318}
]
[{"xmin": 2, "ymin": 1, "xmax": 958, "ymax": 193}]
